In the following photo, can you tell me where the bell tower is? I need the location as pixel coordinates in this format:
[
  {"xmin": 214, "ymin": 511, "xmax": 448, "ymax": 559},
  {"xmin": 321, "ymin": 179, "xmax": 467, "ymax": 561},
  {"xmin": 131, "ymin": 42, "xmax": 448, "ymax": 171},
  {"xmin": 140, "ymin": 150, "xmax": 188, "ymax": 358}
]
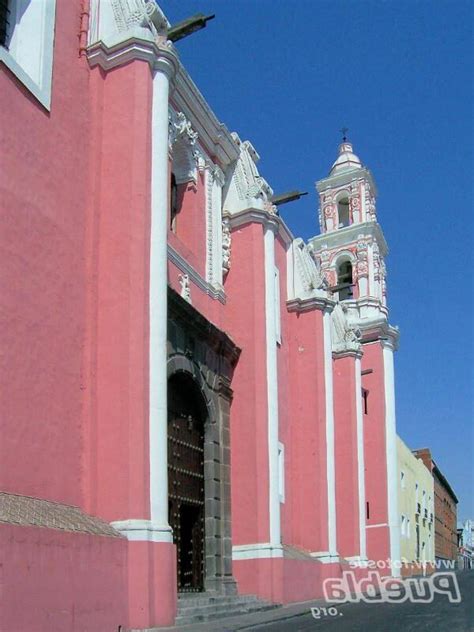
[
  {"xmin": 311, "ymin": 138, "xmax": 388, "ymax": 317},
  {"xmin": 310, "ymin": 137, "xmax": 401, "ymax": 575}
]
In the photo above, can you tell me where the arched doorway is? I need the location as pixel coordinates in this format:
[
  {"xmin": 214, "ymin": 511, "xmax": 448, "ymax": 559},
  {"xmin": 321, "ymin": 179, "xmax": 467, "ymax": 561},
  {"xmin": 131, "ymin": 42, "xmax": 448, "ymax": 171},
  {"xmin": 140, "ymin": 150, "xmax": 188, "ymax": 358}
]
[{"xmin": 168, "ymin": 372, "xmax": 207, "ymax": 592}]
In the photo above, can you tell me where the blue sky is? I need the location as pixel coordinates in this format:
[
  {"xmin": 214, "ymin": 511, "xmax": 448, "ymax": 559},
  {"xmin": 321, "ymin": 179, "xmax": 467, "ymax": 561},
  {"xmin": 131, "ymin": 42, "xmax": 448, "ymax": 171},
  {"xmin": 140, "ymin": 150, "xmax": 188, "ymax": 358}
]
[{"xmin": 161, "ymin": 0, "xmax": 473, "ymax": 519}]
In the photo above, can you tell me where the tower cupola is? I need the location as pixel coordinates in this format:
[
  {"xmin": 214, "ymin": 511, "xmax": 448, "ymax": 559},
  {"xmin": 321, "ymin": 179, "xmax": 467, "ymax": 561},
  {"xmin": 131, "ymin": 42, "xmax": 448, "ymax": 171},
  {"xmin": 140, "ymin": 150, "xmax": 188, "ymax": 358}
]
[{"xmin": 329, "ymin": 141, "xmax": 362, "ymax": 175}]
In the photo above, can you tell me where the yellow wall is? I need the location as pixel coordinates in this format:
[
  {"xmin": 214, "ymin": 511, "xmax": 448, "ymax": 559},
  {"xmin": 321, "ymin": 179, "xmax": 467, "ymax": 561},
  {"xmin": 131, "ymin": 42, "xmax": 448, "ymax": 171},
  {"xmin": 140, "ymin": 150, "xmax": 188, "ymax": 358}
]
[{"xmin": 397, "ymin": 436, "xmax": 435, "ymax": 567}]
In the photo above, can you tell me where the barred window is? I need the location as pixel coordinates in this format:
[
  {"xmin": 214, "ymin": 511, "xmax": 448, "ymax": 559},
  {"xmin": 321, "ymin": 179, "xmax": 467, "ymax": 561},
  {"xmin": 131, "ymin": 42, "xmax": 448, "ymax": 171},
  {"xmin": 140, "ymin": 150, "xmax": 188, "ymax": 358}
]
[{"xmin": 0, "ymin": 0, "xmax": 9, "ymax": 47}]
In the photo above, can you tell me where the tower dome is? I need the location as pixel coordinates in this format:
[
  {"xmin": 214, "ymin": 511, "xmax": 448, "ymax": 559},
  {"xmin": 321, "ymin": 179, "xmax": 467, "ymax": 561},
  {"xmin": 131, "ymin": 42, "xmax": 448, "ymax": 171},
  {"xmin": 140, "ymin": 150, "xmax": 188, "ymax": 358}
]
[{"xmin": 329, "ymin": 141, "xmax": 362, "ymax": 175}]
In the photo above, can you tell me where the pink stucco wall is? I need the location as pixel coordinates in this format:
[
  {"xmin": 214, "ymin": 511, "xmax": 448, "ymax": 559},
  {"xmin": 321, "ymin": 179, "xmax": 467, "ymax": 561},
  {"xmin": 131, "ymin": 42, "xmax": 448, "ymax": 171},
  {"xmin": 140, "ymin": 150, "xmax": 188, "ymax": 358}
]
[
  {"xmin": 361, "ymin": 341, "xmax": 390, "ymax": 563},
  {"xmin": 234, "ymin": 557, "xmax": 341, "ymax": 604},
  {"xmin": 0, "ymin": 525, "xmax": 127, "ymax": 632},
  {"xmin": 84, "ymin": 60, "xmax": 153, "ymax": 523},
  {"xmin": 287, "ymin": 308, "xmax": 329, "ymax": 553},
  {"xmin": 333, "ymin": 354, "xmax": 360, "ymax": 558},
  {"xmin": 225, "ymin": 222, "xmax": 269, "ymax": 545},
  {"xmin": 0, "ymin": 2, "xmax": 91, "ymax": 506}
]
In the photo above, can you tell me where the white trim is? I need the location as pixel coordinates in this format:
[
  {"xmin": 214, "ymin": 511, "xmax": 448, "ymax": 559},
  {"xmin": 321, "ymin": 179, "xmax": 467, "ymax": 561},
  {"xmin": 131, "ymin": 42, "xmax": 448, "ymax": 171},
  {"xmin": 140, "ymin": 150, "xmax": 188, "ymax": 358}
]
[
  {"xmin": 264, "ymin": 225, "xmax": 281, "ymax": 546},
  {"xmin": 168, "ymin": 245, "xmax": 226, "ymax": 304},
  {"xmin": 355, "ymin": 356, "xmax": 367, "ymax": 560},
  {"xmin": 278, "ymin": 441, "xmax": 285, "ymax": 503},
  {"xmin": 232, "ymin": 543, "xmax": 284, "ymax": 560},
  {"xmin": 323, "ymin": 310, "xmax": 338, "ymax": 557},
  {"xmin": 310, "ymin": 551, "xmax": 340, "ymax": 563},
  {"xmin": 274, "ymin": 267, "xmax": 282, "ymax": 345},
  {"xmin": 148, "ymin": 62, "xmax": 174, "ymax": 535},
  {"xmin": 345, "ymin": 555, "xmax": 369, "ymax": 565},
  {"xmin": 0, "ymin": 0, "xmax": 56, "ymax": 110},
  {"xmin": 368, "ymin": 242, "xmax": 375, "ymax": 297},
  {"xmin": 366, "ymin": 523, "xmax": 389, "ymax": 529},
  {"xmin": 111, "ymin": 519, "xmax": 173, "ymax": 543},
  {"xmin": 382, "ymin": 341, "xmax": 401, "ymax": 576}
]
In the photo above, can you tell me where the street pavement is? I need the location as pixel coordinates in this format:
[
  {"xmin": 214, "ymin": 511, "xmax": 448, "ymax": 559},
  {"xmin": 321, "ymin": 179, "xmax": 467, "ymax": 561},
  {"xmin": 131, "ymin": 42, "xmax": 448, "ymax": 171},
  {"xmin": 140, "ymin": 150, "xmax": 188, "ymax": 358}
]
[
  {"xmin": 160, "ymin": 570, "xmax": 473, "ymax": 632},
  {"xmin": 240, "ymin": 570, "xmax": 473, "ymax": 632}
]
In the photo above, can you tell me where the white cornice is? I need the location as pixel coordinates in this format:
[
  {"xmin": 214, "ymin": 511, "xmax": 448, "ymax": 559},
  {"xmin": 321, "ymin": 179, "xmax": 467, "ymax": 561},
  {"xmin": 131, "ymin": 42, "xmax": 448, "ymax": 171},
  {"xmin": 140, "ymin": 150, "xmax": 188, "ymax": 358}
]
[
  {"xmin": 168, "ymin": 244, "xmax": 226, "ymax": 304},
  {"xmin": 310, "ymin": 221, "xmax": 388, "ymax": 257},
  {"xmin": 225, "ymin": 208, "xmax": 294, "ymax": 245},
  {"xmin": 317, "ymin": 166, "xmax": 378, "ymax": 198},
  {"xmin": 86, "ymin": 36, "xmax": 179, "ymax": 76},
  {"xmin": 172, "ymin": 61, "xmax": 239, "ymax": 169},
  {"xmin": 286, "ymin": 296, "xmax": 335, "ymax": 314}
]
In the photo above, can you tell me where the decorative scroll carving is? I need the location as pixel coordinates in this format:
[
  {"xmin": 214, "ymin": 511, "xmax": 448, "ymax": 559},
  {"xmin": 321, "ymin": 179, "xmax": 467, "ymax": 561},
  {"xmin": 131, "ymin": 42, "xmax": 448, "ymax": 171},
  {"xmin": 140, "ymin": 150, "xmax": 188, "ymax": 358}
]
[
  {"xmin": 331, "ymin": 302, "xmax": 361, "ymax": 354},
  {"xmin": 111, "ymin": 0, "xmax": 167, "ymax": 35},
  {"xmin": 222, "ymin": 218, "xmax": 231, "ymax": 275},
  {"xmin": 178, "ymin": 274, "xmax": 191, "ymax": 303},
  {"xmin": 231, "ymin": 134, "xmax": 273, "ymax": 202},
  {"xmin": 294, "ymin": 238, "xmax": 326, "ymax": 293},
  {"xmin": 169, "ymin": 111, "xmax": 202, "ymax": 184},
  {"xmin": 356, "ymin": 239, "xmax": 369, "ymax": 278}
]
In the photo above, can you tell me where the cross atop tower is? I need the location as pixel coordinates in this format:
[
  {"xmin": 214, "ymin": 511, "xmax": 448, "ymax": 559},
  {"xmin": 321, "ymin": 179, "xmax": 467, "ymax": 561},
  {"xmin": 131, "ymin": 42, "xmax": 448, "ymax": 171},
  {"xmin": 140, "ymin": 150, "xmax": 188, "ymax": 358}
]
[{"xmin": 340, "ymin": 126, "xmax": 349, "ymax": 142}]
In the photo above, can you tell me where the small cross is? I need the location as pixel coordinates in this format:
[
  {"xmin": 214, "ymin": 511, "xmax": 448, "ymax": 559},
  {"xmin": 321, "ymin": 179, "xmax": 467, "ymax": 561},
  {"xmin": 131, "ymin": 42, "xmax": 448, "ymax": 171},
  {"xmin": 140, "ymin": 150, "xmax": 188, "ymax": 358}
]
[{"xmin": 340, "ymin": 127, "xmax": 349, "ymax": 142}]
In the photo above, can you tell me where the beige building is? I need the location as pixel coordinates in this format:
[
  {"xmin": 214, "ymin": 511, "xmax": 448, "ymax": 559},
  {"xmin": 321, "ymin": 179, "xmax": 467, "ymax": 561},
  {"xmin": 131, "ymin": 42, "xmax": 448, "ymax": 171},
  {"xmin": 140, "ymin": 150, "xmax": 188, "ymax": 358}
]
[{"xmin": 397, "ymin": 437, "xmax": 435, "ymax": 573}]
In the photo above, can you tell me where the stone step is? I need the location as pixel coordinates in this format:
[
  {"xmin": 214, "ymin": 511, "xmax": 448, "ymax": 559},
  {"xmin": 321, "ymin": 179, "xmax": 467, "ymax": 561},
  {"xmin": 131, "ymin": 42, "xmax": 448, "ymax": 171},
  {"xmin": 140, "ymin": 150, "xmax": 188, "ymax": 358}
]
[
  {"xmin": 177, "ymin": 599, "xmax": 269, "ymax": 617},
  {"xmin": 175, "ymin": 603, "xmax": 278, "ymax": 626},
  {"xmin": 175, "ymin": 593, "xmax": 280, "ymax": 626},
  {"xmin": 177, "ymin": 593, "xmax": 260, "ymax": 608}
]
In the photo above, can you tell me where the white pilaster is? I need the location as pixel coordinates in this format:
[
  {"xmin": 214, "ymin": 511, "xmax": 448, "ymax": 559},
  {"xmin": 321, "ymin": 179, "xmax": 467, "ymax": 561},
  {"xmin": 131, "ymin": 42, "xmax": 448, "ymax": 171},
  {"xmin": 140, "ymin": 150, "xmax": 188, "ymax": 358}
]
[
  {"xmin": 368, "ymin": 242, "xmax": 375, "ymax": 297},
  {"xmin": 360, "ymin": 181, "xmax": 367, "ymax": 223},
  {"xmin": 206, "ymin": 166, "xmax": 225, "ymax": 288},
  {"xmin": 355, "ymin": 355, "xmax": 367, "ymax": 560},
  {"xmin": 264, "ymin": 222, "xmax": 281, "ymax": 546},
  {"xmin": 323, "ymin": 309, "xmax": 338, "ymax": 557},
  {"xmin": 382, "ymin": 340, "xmax": 401, "ymax": 575},
  {"xmin": 147, "ymin": 53, "xmax": 177, "ymax": 543}
]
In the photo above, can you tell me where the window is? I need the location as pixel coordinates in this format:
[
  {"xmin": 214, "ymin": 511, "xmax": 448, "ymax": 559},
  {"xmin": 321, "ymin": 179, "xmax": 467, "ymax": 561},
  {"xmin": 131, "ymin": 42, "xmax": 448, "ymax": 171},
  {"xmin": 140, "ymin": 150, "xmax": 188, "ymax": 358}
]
[
  {"xmin": 278, "ymin": 442, "xmax": 285, "ymax": 503},
  {"xmin": 275, "ymin": 267, "xmax": 281, "ymax": 345},
  {"xmin": 170, "ymin": 173, "xmax": 180, "ymax": 231},
  {"xmin": 401, "ymin": 515, "xmax": 406, "ymax": 536},
  {"xmin": 366, "ymin": 501, "xmax": 370, "ymax": 520},
  {"xmin": 337, "ymin": 260, "xmax": 353, "ymax": 300},
  {"xmin": 407, "ymin": 518, "xmax": 411, "ymax": 538},
  {"xmin": 337, "ymin": 197, "xmax": 350, "ymax": 228},
  {"xmin": 0, "ymin": 0, "xmax": 56, "ymax": 109},
  {"xmin": 362, "ymin": 388, "xmax": 369, "ymax": 414},
  {"xmin": 0, "ymin": 0, "xmax": 8, "ymax": 46},
  {"xmin": 400, "ymin": 470, "xmax": 405, "ymax": 488}
]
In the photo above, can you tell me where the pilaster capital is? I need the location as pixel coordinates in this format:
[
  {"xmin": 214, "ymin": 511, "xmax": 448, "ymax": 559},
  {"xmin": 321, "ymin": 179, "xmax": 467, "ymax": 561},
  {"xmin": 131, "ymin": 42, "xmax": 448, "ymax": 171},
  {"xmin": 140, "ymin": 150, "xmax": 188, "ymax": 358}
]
[{"xmin": 153, "ymin": 41, "xmax": 179, "ymax": 79}]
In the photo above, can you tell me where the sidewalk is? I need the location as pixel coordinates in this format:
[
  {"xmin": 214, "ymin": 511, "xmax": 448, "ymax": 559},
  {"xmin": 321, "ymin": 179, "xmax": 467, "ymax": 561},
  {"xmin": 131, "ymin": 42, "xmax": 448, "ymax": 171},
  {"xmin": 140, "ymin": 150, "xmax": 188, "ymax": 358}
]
[{"xmin": 142, "ymin": 598, "xmax": 326, "ymax": 632}]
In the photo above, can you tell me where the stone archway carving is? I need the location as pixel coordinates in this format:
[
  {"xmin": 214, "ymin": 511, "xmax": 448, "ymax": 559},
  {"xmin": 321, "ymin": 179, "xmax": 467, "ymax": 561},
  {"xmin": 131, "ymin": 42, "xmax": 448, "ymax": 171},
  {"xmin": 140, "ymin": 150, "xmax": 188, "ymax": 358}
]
[{"xmin": 167, "ymin": 288, "xmax": 240, "ymax": 594}]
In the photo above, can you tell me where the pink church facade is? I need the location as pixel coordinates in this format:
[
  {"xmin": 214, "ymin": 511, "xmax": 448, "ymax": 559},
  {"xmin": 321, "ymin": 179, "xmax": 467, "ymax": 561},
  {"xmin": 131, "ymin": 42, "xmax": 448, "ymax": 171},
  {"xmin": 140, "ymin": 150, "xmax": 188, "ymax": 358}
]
[{"xmin": 1, "ymin": 1, "xmax": 401, "ymax": 630}]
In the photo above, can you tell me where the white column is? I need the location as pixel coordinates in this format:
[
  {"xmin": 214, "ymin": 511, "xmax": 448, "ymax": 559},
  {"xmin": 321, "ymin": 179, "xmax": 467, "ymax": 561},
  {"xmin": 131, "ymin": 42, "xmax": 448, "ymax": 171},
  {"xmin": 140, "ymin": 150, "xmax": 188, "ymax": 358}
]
[
  {"xmin": 264, "ymin": 222, "xmax": 281, "ymax": 547},
  {"xmin": 382, "ymin": 340, "xmax": 401, "ymax": 575},
  {"xmin": 355, "ymin": 355, "xmax": 367, "ymax": 560},
  {"xmin": 148, "ymin": 55, "xmax": 176, "ymax": 541},
  {"xmin": 323, "ymin": 309, "xmax": 338, "ymax": 558}
]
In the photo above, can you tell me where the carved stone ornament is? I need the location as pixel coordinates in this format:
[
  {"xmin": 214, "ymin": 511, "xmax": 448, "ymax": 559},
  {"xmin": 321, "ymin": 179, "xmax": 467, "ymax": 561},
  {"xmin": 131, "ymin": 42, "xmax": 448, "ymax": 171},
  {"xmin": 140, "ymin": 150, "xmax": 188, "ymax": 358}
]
[
  {"xmin": 169, "ymin": 111, "xmax": 202, "ymax": 184},
  {"xmin": 178, "ymin": 274, "xmax": 191, "ymax": 303},
  {"xmin": 111, "ymin": 0, "xmax": 167, "ymax": 36},
  {"xmin": 294, "ymin": 238, "xmax": 326, "ymax": 293},
  {"xmin": 357, "ymin": 260, "xmax": 369, "ymax": 277},
  {"xmin": 331, "ymin": 302, "xmax": 361, "ymax": 354},
  {"xmin": 324, "ymin": 204, "xmax": 335, "ymax": 218},
  {"xmin": 231, "ymin": 134, "xmax": 273, "ymax": 203},
  {"xmin": 222, "ymin": 218, "xmax": 231, "ymax": 275}
]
